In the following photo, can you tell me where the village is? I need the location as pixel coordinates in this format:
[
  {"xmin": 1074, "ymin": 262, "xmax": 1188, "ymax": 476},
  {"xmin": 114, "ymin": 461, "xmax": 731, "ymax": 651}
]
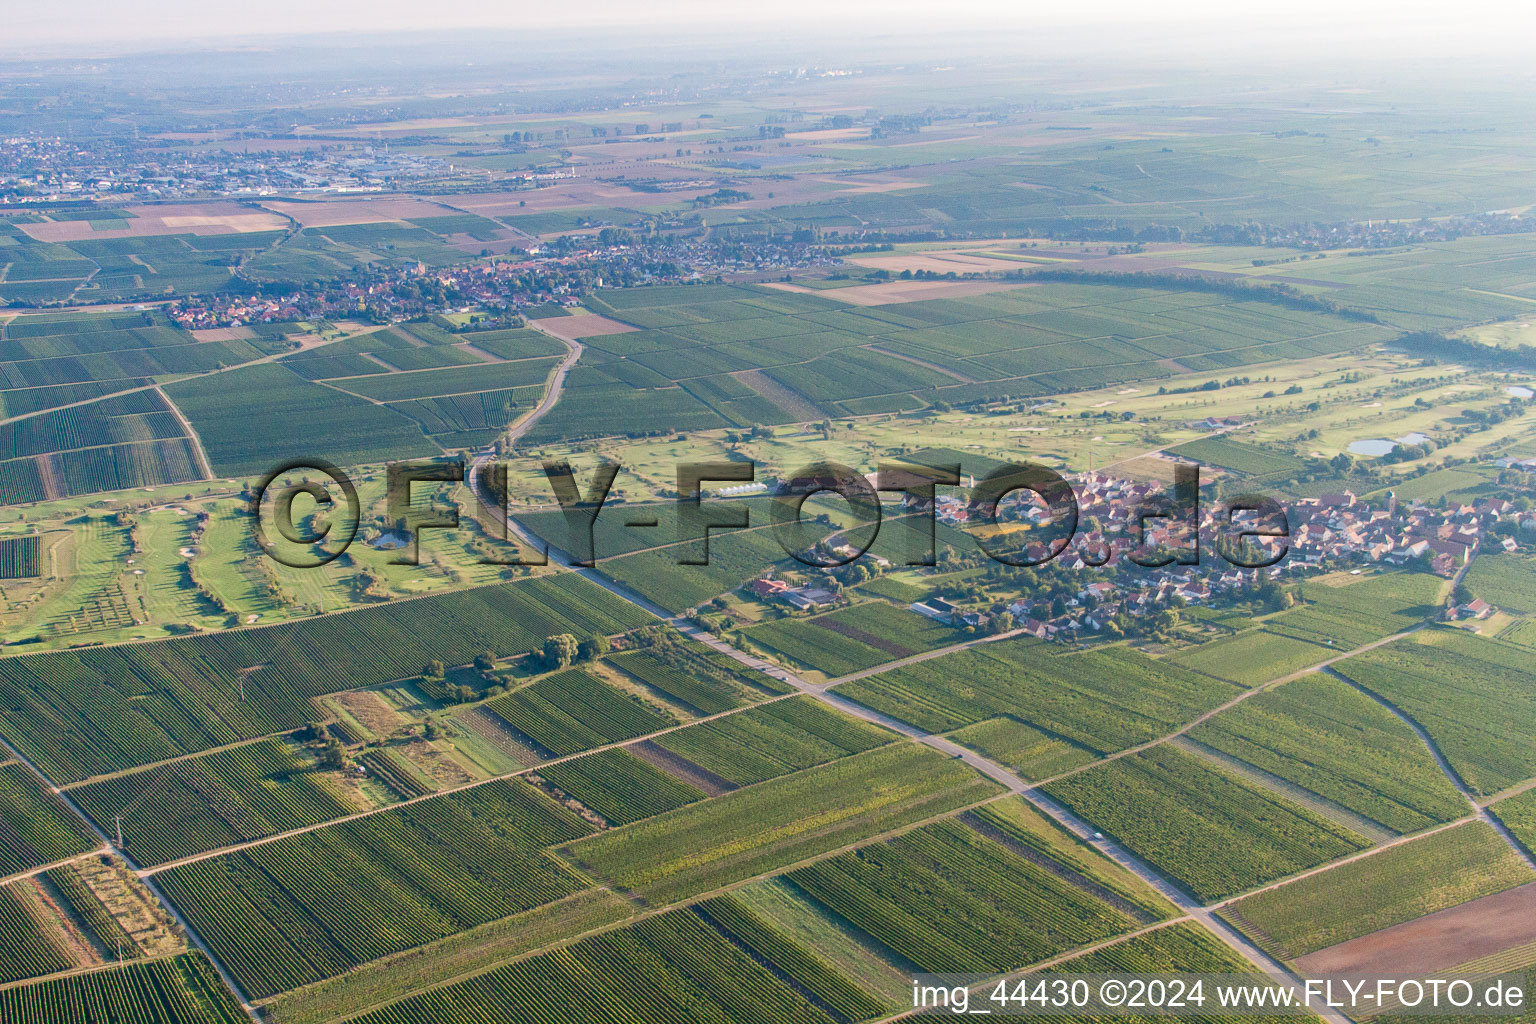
[
  {"xmin": 167, "ymin": 231, "xmax": 841, "ymax": 330},
  {"xmin": 742, "ymin": 469, "xmax": 1526, "ymax": 641}
]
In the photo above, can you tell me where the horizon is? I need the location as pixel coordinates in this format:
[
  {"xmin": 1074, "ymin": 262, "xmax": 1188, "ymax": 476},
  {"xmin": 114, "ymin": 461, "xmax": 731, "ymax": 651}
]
[{"xmin": 4, "ymin": 1, "xmax": 1536, "ymax": 61}]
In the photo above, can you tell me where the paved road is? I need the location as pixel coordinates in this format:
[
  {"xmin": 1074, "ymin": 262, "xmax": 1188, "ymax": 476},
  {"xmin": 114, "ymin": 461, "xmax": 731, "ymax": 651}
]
[
  {"xmin": 509, "ymin": 325, "xmax": 583, "ymax": 445},
  {"xmin": 464, "ymin": 453, "xmax": 1352, "ymax": 1020},
  {"xmin": 0, "ymin": 734, "xmax": 260, "ymax": 1020}
]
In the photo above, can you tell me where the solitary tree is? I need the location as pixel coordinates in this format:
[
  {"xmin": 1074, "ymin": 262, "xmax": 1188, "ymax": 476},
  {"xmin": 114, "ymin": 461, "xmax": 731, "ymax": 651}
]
[{"xmin": 544, "ymin": 633, "xmax": 579, "ymax": 669}]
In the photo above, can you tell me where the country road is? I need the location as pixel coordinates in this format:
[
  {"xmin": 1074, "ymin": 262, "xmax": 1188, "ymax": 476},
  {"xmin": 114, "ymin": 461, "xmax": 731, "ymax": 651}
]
[
  {"xmin": 464, "ymin": 452, "xmax": 1352, "ymax": 1023},
  {"xmin": 509, "ymin": 322, "xmax": 584, "ymax": 445}
]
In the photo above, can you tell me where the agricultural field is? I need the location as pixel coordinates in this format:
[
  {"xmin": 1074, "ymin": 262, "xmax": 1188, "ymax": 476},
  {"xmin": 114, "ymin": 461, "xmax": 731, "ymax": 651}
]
[
  {"xmin": 0, "ymin": 573, "xmax": 649, "ymax": 783},
  {"xmin": 0, "ymin": 883, "xmax": 74, "ymax": 983},
  {"xmin": 12, "ymin": 40, "xmax": 1536, "ymax": 1024},
  {"xmin": 0, "ymin": 953, "xmax": 248, "ymax": 1024},
  {"xmin": 156, "ymin": 778, "xmax": 593, "ymax": 998},
  {"xmin": 66, "ymin": 736, "xmax": 356, "ymax": 867},
  {"xmin": 327, "ymin": 357, "xmax": 560, "ymax": 403},
  {"xmin": 1490, "ymin": 789, "xmax": 1536, "ymax": 853},
  {"xmin": 261, "ymin": 890, "xmax": 634, "ymax": 1024},
  {"xmin": 480, "ymin": 668, "xmax": 678, "ymax": 758},
  {"xmin": 608, "ymin": 635, "xmax": 780, "ymax": 714},
  {"xmin": 1223, "ymin": 822, "xmax": 1535, "ymax": 961},
  {"xmin": 784, "ymin": 816, "xmax": 1145, "ymax": 973},
  {"xmin": 1466, "ymin": 551, "xmax": 1536, "ymax": 616},
  {"xmin": 970, "ymin": 797, "xmax": 1179, "ymax": 922},
  {"xmin": 649, "ymin": 695, "xmax": 895, "ymax": 787},
  {"xmin": 559, "ymin": 742, "xmax": 1003, "ymax": 903},
  {"xmin": 1039, "ymin": 920, "xmax": 1299, "ymax": 1020},
  {"xmin": 0, "ymin": 387, "xmax": 207, "ymax": 505},
  {"xmin": 514, "ymin": 492, "xmax": 862, "ymax": 566},
  {"xmin": 1170, "ymin": 628, "xmax": 1330, "ymax": 686},
  {"xmin": 1271, "ymin": 571, "xmax": 1445, "ymax": 649},
  {"xmin": 535, "ymin": 746, "xmax": 704, "ymax": 825},
  {"xmin": 0, "ymin": 534, "xmax": 40, "ymax": 577},
  {"xmin": 1165, "ymin": 436, "xmax": 1308, "ymax": 478},
  {"xmin": 595, "ymin": 523, "xmax": 799, "ymax": 613},
  {"xmin": 0, "ymin": 761, "xmax": 98, "ymax": 875},
  {"xmin": 742, "ymin": 600, "xmax": 961, "ymax": 678},
  {"xmin": 1189, "ymin": 673, "xmax": 1468, "ymax": 834},
  {"xmin": 1335, "ymin": 631, "xmax": 1536, "ymax": 796},
  {"xmin": 345, "ymin": 906, "xmax": 872, "ymax": 1024},
  {"xmin": 836, "ymin": 640, "xmax": 1237, "ymax": 751},
  {"xmin": 546, "ymin": 281, "xmax": 1389, "ymax": 442},
  {"xmin": 1042, "ymin": 744, "xmax": 1373, "ymax": 902},
  {"xmin": 0, "ymin": 310, "xmax": 258, "ymax": 393},
  {"xmin": 164, "ymin": 362, "xmax": 441, "ymax": 477},
  {"xmin": 947, "ymin": 716, "xmax": 1096, "ymax": 781}
]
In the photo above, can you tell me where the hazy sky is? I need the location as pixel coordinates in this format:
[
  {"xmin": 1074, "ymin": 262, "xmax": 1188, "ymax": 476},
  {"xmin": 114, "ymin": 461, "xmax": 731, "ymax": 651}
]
[{"xmin": 5, "ymin": 0, "xmax": 1532, "ymax": 55}]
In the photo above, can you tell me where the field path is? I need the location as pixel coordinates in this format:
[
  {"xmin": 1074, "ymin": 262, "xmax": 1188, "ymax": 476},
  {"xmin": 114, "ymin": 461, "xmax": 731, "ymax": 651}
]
[
  {"xmin": 1026, "ymin": 624, "xmax": 1425, "ymax": 789},
  {"xmin": 510, "ymin": 323, "xmax": 583, "ymax": 445},
  {"xmin": 459, "ymin": 491, "xmax": 1350, "ymax": 1021},
  {"xmin": 155, "ymin": 383, "xmax": 215, "ymax": 480},
  {"xmin": 0, "ymin": 733, "xmax": 261, "ymax": 1020},
  {"xmin": 1325, "ymin": 664, "xmax": 1536, "ymax": 873},
  {"xmin": 672, "ymin": 618, "xmax": 1350, "ymax": 1022},
  {"xmin": 819, "ymin": 624, "xmax": 1029, "ymax": 686},
  {"xmin": 0, "ymin": 846, "xmax": 110, "ymax": 890}
]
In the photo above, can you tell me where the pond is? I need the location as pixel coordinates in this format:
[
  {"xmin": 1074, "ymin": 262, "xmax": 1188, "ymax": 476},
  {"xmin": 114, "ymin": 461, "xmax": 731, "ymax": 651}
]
[
  {"xmin": 1348, "ymin": 438, "xmax": 1397, "ymax": 456},
  {"xmin": 1508, "ymin": 386, "xmax": 1534, "ymax": 399}
]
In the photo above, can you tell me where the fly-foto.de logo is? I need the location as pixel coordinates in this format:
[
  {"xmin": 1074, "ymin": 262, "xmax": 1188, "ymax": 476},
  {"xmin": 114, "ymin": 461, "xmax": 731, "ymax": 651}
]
[{"xmin": 249, "ymin": 456, "xmax": 1291, "ymax": 571}]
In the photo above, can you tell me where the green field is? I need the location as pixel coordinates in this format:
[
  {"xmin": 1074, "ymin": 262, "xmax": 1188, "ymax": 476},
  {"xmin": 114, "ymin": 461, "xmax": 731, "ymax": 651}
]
[
  {"xmin": 1042, "ymin": 744, "xmax": 1373, "ymax": 902},
  {"xmin": 0, "ymin": 573, "xmax": 650, "ymax": 783},
  {"xmin": 836, "ymin": 640, "xmax": 1237, "ymax": 751},
  {"xmin": 0, "ymin": 953, "xmax": 248, "ymax": 1024},
  {"xmin": 346, "ymin": 906, "xmax": 870, "ymax": 1024},
  {"xmin": 650, "ymin": 695, "xmax": 894, "ymax": 787},
  {"xmin": 1189, "ymin": 673, "xmax": 1468, "ymax": 834},
  {"xmin": 0, "ymin": 885, "xmax": 73, "ymax": 983},
  {"xmin": 784, "ymin": 817, "xmax": 1145, "ymax": 973},
  {"xmin": 560, "ymin": 742, "xmax": 1002, "ymax": 903},
  {"xmin": 0, "ymin": 762, "xmax": 98, "ymax": 875},
  {"xmin": 1170, "ymin": 629, "xmax": 1330, "ymax": 686},
  {"xmin": 480, "ymin": 668, "xmax": 677, "ymax": 758},
  {"xmin": 157, "ymin": 779, "xmax": 593, "ymax": 999},
  {"xmin": 68, "ymin": 737, "xmax": 355, "ymax": 867},
  {"xmin": 165, "ymin": 363, "xmax": 440, "ymax": 477},
  {"xmin": 1336, "ymin": 631, "xmax": 1536, "ymax": 796},
  {"xmin": 536, "ymin": 747, "xmax": 704, "ymax": 825},
  {"xmin": 552, "ymin": 281, "xmax": 1388, "ymax": 439},
  {"xmin": 947, "ymin": 717, "xmax": 1096, "ymax": 781},
  {"xmin": 1166, "ymin": 436, "xmax": 1308, "ymax": 478},
  {"xmin": 608, "ymin": 636, "xmax": 776, "ymax": 714},
  {"xmin": 1466, "ymin": 552, "xmax": 1536, "ymax": 616},
  {"xmin": 743, "ymin": 601, "xmax": 961, "ymax": 678},
  {"xmin": 1039, "ymin": 920, "xmax": 1307, "ymax": 1024},
  {"xmin": 0, "ymin": 534, "xmax": 40, "ymax": 578},
  {"xmin": 1490, "ymin": 788, "xmax": 1536, "ymax": 854},
  {"xmin": 0, "ymin": 388, "xmax": 206, "ymax": 505},
  {"xmin": 1224, "ymin": 822, "xmax": 1535, "ymax": 960},
  {"xmin": 597, "ymin": 525, "xmax": 796, "ymax": 613}
]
